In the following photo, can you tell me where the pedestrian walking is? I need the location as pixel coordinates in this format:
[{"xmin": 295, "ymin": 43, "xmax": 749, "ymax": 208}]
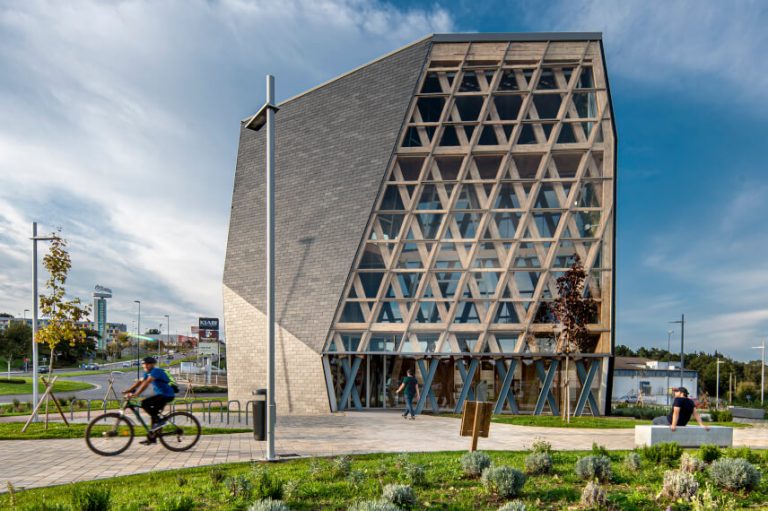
[{"xmin": 396, "ymin": 369, "xmax": 420, "ymax": 420}]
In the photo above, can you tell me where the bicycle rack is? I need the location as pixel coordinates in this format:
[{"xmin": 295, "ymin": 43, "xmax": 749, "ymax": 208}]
[
  {"xmin": 69, "ymin": 398, "xmax": 88, "ymax": 420},
  {"xmin": 244, "ymin": 400, "xmax": 258, "ymax": 426},
  {"xmin": 226, "ymin": 400, "xmax": 241, "ymax": 424}
]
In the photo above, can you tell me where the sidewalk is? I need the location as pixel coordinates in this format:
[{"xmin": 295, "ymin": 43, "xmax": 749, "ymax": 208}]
[{"xmin": 2, "ymin": 411, "xmax": 767, "ymax": 491}]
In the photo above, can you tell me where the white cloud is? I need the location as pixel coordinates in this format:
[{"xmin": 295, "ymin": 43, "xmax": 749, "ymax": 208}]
[{"xmin": 0, "ymin": 0, "xmax": 452, "ymax": 332}]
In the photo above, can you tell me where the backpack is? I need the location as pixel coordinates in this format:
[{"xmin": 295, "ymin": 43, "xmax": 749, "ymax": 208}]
[{"xmin": 162, "ymin": 368, "xmax": 180, "ymax": 394}]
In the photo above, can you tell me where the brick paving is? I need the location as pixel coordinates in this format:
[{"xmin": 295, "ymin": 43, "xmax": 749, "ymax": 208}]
[{"xmin": 2, "ymin": 411, "xmax": 767, "ymax": 491}]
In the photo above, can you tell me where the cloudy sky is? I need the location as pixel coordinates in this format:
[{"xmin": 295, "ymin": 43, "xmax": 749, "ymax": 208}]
[{"xmin": 0, "ymin": 1, "xmax": 766, "ymax": 360}]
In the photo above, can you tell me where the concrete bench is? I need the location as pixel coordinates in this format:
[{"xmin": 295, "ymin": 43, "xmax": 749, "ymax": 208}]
[
  {"xmin": 635, "ymin": 425, "xmax": 733, "ymax": 448},
  {"xmin": 729, "ymin": 406, "xmax": 765, "ymax": 420}
]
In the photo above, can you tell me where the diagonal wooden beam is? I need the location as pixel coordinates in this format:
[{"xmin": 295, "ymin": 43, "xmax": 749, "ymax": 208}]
[
  {"xmin": 494, "ymin": 359, "xmax": 519, "ymax": 414},
  {"xmin": 574, "ymin": 359, "xmax": 600, "ymax": 416},
  {"xmin": 534, "ymin": 359, "xmax": 560, "ymax": 415},
  {"xmin": 415, "ymin": 358, "xmax": 439, "ymax": 414},
  {"xmin": 454, "ymin": 358, "xmax": 478, "ymax": 413},
  {"xmin": 338, "ymin": 357, "xmax": 363, "ymax": 411}
]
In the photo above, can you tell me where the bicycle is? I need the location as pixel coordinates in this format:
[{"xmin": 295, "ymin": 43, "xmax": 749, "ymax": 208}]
[{"xmin": 85, "ymin": 398, "xmax": 201, "ymax": 456}]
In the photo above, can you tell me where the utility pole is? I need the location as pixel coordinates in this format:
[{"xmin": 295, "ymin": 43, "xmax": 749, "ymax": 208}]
[
  {"xmin": 134, "ymin": 300, "xmax": 141, "ymax": 379},
  {"xmin": 666, "ymin": 330, "xmax": 673, "ymax": 406},
  {"xmin": 752, "ymin": 339, "xmax": 765, "ymax": 406},
  {"xmin": 30, "ymin": 222, "xmax": 54, "ymax": 422},
  {"xmin": 669, "ymin": 315, "xmax": 685, "ymax": 387},
  {"xmin": 716, "ymin": 359, "xmax": 725, "ymax": 410}
]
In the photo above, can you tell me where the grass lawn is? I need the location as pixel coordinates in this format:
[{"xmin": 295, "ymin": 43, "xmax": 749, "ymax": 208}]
[
  {"xmin": 0, "ymin": 422, "xmax": 250, "ymax": 440},
  {"xmin": 0, "ymin": 377, "xmax": 94, "ymax": 396},
  {"xmin": 54, "ymin": 368, "xmax": 133, "ymax": 377},
  {"xmin": 3, "ymin": 449, "xmax": 767, "ymax": 510}
]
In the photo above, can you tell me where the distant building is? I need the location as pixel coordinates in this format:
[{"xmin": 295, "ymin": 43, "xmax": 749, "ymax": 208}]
[
  {"xmin": 93, "ymin": 285, "xmax": 113, "ymax": 351},
  {"xmin": 612, "ymin": 356, "xmax": 698, "ymax": 405},
  {"xmin": 0, "ymin": 317, "xmax": 126, "ymax": 347}
]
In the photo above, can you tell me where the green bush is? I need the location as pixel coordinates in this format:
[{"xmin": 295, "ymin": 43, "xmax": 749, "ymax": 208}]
[
  {"xmin": 623, "ymin": 452, "xmax": 641, "ymax": 472},
  {"xmin": 591, "ymin": 442, "xmax": 609, "ymax": 457},
  {"xmin": 1, "ymin": 378, "xmax": 25, "ymax": 384},
  {"xmin": 282, "ymin": 479, "xmax": 301, "ymax": 500},
  {"xmin": 20, "ymin": 504, "xmax": 70, "ymax": 511},
  {"xmin": 460, "ymin": 451, "xmax": 491, "ymax": 478},
  {"xmin": 660, "ymin": 470, "xmax": 699, "ymax": 500},
  {"xmin": 680, "ymin": 452, "xmax": 706, "ymax": 473},
  {"xmin": 640, "ymin": 442, "xmax": 682, "ymax": 465},
  {"xmin": 347, "ymin": 501, "xmax": 399, "ymax": 511},
  {"xmin": 253, "ymin": 467, "xmax": 283, "ymax": 500},
  {"xmin": 697, "ymin": 444, "xmax": 722, "ymax": 463},
  {"xmin": 71, "ymin": 486, "xmax": 111, "ymax": 511},
  {"xmin": 248, "ymin": 499, "xmax": 291, "ymax": 511},
  {"xmin": 723, "ymin": 447, "xmax": 762, "ymax": 464},
  {"xmin": 481, "ymin": 466, "xmax": 526, "ymax": 498},
  {"xmin": 524, "ymin": 451, "xmax": 552, "ymax": 475},
  {"xmin": 381, "ymin": 484, "xmax": 417, "ymax": 509},
  {"xmin": 346, "ymin": 469, "xmax": 366, "ymax": 487},
  {"xmin": 403, "ymin": 463, "xmax": 426, "ymax": 486},
  {"xmin": 580, "ymin": 481, "xmax": 608, "ymax": 509},
  {"xmin": 611, "ymin": 405, "xmax": 668, "ymax": 420},
  {"xmin": 226, "ymin": 475, "xmax": 253, "ymax": 500},
  {"xmin": 575, "ymin": 455, "xmax": 612, "ymax": 482},
  {"xmin": 498, "ymin": 501, "xmax": 527, "ymax": 511},
  {"xmin": 707, "ymin": 409, "xmax": 732, "ymax": 422},
  {"xmin": 331, "ymin": 456, "xmax": 352, "ymax": 478},
  {"xmin": 530, "ymin": 439, "xmax": 552, "ymax": 453},
  {"xmin": 691, "ymin": 483, "xmax": 737, "ymax": 511},
  {"xmin": 209, "ymin": 467, "xmax": 226, "ymax": 484},
  {"xmin": 709, "ymin": 458, "xmax": 762, "ymax": 491},
  {"xmin": 157, "ymin": 495, "xmax": 196, "ymax": 511}
]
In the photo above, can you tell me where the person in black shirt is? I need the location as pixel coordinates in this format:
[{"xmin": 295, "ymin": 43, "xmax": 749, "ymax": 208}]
[{"xmin": 652, "ymin": 387, "xmax": 709, "ymax": 431}]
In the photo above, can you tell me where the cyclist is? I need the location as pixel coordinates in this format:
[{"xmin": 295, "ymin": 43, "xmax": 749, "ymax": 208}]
[{"xmin": 123, "ymin": 356, "xmax": 175, "ymax": 445}]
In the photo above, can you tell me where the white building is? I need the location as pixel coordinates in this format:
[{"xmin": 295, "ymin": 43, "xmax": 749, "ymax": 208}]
[{"xmin": 612, "ymin": 357, "xmax": 698, "ymax": 405}]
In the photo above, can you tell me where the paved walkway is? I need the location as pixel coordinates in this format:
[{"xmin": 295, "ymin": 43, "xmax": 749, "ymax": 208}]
[{"xmin": 2, "ymin": 411, "xmax": 768, "ymax": 491}]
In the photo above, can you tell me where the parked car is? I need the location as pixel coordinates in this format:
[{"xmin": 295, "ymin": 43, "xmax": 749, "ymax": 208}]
[
  {"xmin": 85, "ymin": 363, "xmax": 99, "ymax": 370},
  {"xmin": 38, "ymin": 365, "xmax": 49, "ymax": 373},
  {"xmin": 121, "ymin": 362, "xmax": 130, "ymax": 368}
]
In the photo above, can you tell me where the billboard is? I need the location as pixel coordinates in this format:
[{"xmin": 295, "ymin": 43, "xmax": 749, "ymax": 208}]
[
  {"xmin": 199, "ymin": 318, "xmax": 219, "ymax": 330},
  {"xmin": 198, "ymin": 342, "xmax": 218, "ymax": 356}
]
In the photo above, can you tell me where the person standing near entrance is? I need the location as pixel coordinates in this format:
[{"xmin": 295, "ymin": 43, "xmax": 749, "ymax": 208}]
[{"xmin": 396, "ymin": 369, "xmax": 420, "ymax": 420}]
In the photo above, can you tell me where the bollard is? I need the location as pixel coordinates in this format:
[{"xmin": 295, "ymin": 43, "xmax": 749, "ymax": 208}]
[{"xmin": 253, "ymin": 389, "xmax": 267, "ymax": 441}]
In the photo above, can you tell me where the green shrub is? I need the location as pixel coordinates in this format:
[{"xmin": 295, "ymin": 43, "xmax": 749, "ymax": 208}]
[
  {"xmin": 530, "ymin": 439, "xmax": 552, "ymax": 453},
  {"xmin": 331, "ymin": 456, "xmax": 352, "ymax": 478},
  {"xmin": 708, "ymin": 409, "xmax": 732, "ymax": 422},
  {"xmin": 20, "ymin": 504, "xmax": 70, "ymax": 511},
  {"xmin": 680, "ymin": 452, "xmax": 706, "ymax": 473},
  {"xmin": 709, "ymin": 458, "xmax": 762, "ymax": 491},
  {"xmin": 282, "ymin": 479, "xmax": 301, "ymax": 500},
  {"xmin": 1, "ymin": 378, "xmax": 26, "ymax": 384},
  {"xmin": 71, "ymin": 486, "xmax": 111, "ymax": 511},
  {"xmin": 580, "ymin": 481, "xmax": 608, "ymax": 509},
  {"xmin": 498, "ymin": 501, "xmax": 527, "ymax": 511},
  {"xmin": 575, "ymin": 455, "xmax": 612, "ymax": 482},
  {"xmin": 226, "ymin": 475, "xmax": 254, "ymax": 500},
  {"xmin": 624, "ymin": 452, "xmax": 641, "ymax": 472},
  {"xmin": 460, "ymin": 451, "xmax": 491, "ymax": 478},
  {"xmin": 347, "ymin": 501, "xmax": 399, "ymax": 511},
  {"xmin": 157, "ymin": 495, "xmax": 196, "ymax": 511},
  {"xmin": 209, "ymin": 467, "xmax": 226, "ymax": 484},
  {"xmin": 691, "ymin": 483, "xmax": 737, "ymax": 511},
  {"xmin": 697, "ymin": 444, "xmax": 722, "ymax": 463},
  {"xmin": 403, "ymin": 463, "xmax": 426, "ymax": 486},
  {"xmin": 640, "ymin": 442, "xmax": 682, "ymax": 465},
  {"xmin": 248, "ymin": 499, "xmax": 291, "ymax": 511},
  {"xmin": 481, "ymin": 466, "xmax": 526, "ymax": 498},
  {"xmin": 591, "ymin": 442, "xmax": 609, "ymax": 457},
  {"xmin": 176, "ymin": 475, "xmax": 188, "ymax": 487},
  {"xmin": 253, "ymin": 467, "xmax": 283, "ymax": 500},
  {"xmin": 524, "ymin": 451, "xmax": 552, "ymax": 475},
  {"xmin": 346, "ymin": 469, "xmax": 366, "ymax": 487},
  {"xmin": 381, "ymin": 484, "xmax": 417, "ymax": 509},
  {"xmin": 394, "ymin": 452, "xmax": 411, "ymax": 469},
  {"xmin": 723, "ymin": 447, "xmax": 761, "ymax": 464},
  {"xmin": 660, "ymin": 470, "xmax": 698, "ymax": 500},
  {"xmin": 308, "ymin": 458, "xmax": 327, "ymax": 478},
  {"xmin": 610, "ymin": 405, "xmax": 668, "ymax": 420}
]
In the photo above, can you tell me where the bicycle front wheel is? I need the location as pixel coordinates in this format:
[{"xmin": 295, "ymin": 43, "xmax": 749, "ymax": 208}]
[
  {"xmin": 85, "ymin": 412, "xmax": 134, "ymax": 456},
  {"xmin": 158, "ymin": 411, "xmax": 201, "ymax": 452}
]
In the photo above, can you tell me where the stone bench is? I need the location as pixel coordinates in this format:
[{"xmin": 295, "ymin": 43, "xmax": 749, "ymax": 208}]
[
  {"xmin": 729, "ymin": 406, "xmax": 765, "ymax": 420},
  {"xmin": 634, "ymin": 425, "xmax": 733, "ymax": 448}
]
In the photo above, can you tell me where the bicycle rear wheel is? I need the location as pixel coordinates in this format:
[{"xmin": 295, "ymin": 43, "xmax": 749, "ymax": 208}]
[
  {"xmin": 85, "ymin": 412, "xmax": 134, "ymax": 456},
  {"xmin": 157, "ymin": 411, "xmax": 201, "ymax": 452}
]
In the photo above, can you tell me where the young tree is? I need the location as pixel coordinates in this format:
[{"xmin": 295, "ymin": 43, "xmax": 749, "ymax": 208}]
[
  {"xmin": 1, "ymin": 321, "xmax": 31, "ymax": 379},
  {"xmin": 550, "ymin": 255, "xmax": 597, "ymax": 421}
]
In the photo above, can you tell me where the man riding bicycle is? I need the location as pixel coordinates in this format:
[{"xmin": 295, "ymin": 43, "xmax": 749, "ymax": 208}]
[{"xmin": 123, "ymin": 356, "xmax": 175, "ymax": 445}]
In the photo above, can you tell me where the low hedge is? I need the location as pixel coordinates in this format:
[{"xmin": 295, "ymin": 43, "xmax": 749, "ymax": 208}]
[{"xmin": 0, "ymin": 378, "xmax": 26, "ymax": 384}]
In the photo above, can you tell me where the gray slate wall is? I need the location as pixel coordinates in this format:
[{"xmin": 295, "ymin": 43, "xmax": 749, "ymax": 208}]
[{"xmin": 224, "ymin": 39, "xmax": 430, "ymax": 354}]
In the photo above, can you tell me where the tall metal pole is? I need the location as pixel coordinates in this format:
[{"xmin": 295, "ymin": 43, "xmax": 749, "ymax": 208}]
[
  {"xmin": 679, "ymin": 314, "xmax": 685, "ymax": 387},
  {"xmin": 31, "ymin": 222, "xmax": 39, "ymax": 421},
  {"xmin": 134, "ymin": 300, "xmax": 141, "ymax": 379},
  {"xmin": 762, "ymin": 339, "xmax": 765, "ymax": 406},
  {"xmin": 716, "ymin": 359, "xmax": 721, "ymax": 410},
  {"xmin": 666, "ymin": 330, "xmax": 673, "ymax": 406},
  {"xmin": 165, "ymin": 314, "xmax": 170, "ymax": 356},
  {"xmin": 266, "ymin": 74, "xmax": 277, "ymax": 462}
]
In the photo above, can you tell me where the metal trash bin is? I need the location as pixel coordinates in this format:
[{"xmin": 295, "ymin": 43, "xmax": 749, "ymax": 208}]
[{"xmin": 253, "ymin": 388, "xmax": 267, "ymax": 441}]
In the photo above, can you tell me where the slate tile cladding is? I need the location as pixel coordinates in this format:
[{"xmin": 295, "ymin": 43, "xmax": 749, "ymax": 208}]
[{"xmin": 224, "ymin": 39, "xmax": 431, "ymax": 354}]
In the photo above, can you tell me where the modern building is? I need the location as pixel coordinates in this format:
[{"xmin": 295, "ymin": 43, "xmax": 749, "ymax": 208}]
[
  {"xmin": 224, "ymin": 33, "xmax": 616, "ymax": 415},
  {"xmin": 612, "ymin": 357, "xmax": 698, "ymax": 405},
  {"xmin": 93, "ymin": 285, "xmax": 112, "ymax": 350},
  {"xmin": 0, "ymin": 317, "xmax": 125, "ymax": 346}
]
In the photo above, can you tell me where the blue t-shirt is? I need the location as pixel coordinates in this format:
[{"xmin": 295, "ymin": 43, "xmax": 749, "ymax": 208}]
[{"xmin": 145, "ymin": 367, "xmax": 175, "ymax": 398}]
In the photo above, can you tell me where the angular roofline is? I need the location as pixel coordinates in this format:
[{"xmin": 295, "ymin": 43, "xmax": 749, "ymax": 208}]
[{"xmin": 240, "ymin": 32, "xmax": 603, "ymax": 121}]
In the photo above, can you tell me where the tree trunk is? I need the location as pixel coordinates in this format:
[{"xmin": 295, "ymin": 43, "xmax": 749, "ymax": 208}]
[
  {"xmin": 7, "ymin": 359, "xmax": 10, "ymax": 380},
  {"xmin": 564, "ymin": 354, "xmax": 570, "ymax": 424}
]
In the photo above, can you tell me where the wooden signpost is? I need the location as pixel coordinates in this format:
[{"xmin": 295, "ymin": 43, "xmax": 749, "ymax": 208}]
[{"xmin": 460, "ymin": 401, "xmax": 493, "ymax": 451}]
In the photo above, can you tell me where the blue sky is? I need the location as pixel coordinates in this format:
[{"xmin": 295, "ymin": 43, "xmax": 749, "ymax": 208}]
[{"xmin": 0, "ymin": 1, "xmax": 766, "ymax": 360}]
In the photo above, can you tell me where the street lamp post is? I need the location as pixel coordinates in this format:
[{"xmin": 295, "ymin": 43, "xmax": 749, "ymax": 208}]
[
  {"xmin": 244, "ymin": 74, "xmax": 280, "ymax": 462},
  {"xmin": 666, "ymin": 330, "xmax": 673, "ymax": 406},
  {"xmin": 134, "ymin": 300, "xmax": 141, "ymax": 379},
  {"xmin": 670, "ymin": 315, "xmax": 685, "ymax": 386},
  {"xmin": 716, "ymin": 359, "xmax": 726, "ymax": 409},
  {"xmin": 164, "ymin": 315, "xmax": 170, "ymax": 357},
  {"xmin": 752, "ymin": 339, "xmax": 765, "ymax": 406},
  {"xmin": 30, "ymin": 222, "xmax": 55, "ymax": 422}
]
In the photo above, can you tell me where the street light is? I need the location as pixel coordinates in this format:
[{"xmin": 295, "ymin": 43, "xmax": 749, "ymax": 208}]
[
  {"xmin": 752, "ymin": 339, "xmax": 765, "ymax": 406},
  {"xmin": 669, "ymin": 315, "xmax": 685, "ymax": 386},
  {"xmin": 164, "ymin": 315, "xmax": 170, "ymax": 356},
  {"xmin": 31, "ymin": 222, "xmax": 55, "ymax": 421},
  {"xmin": 134, "ymin": 300, "xmax": 141, "ymax": 379},
  {"xmin": 716, "ymin": 359, "xmax": 726, "ymax": 409},
  {"xmin": 666, "ymin": 330, "xmax": 674, "ymax": 406}
]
